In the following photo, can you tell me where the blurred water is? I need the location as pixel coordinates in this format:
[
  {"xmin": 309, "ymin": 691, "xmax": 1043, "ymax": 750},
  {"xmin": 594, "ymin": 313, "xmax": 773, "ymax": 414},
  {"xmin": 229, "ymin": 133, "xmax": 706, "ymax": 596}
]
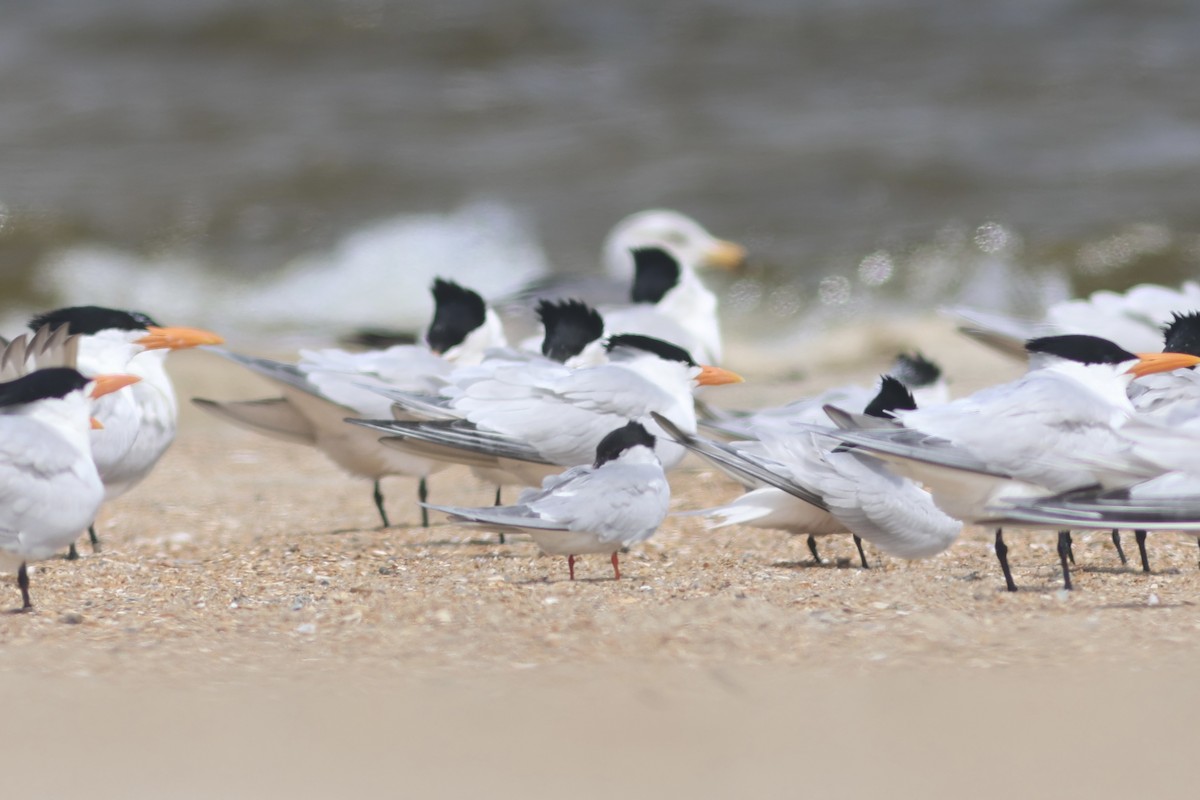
[{"xmin": 2, "ymin": 0, "xmax": 1199, "ymax": 336}]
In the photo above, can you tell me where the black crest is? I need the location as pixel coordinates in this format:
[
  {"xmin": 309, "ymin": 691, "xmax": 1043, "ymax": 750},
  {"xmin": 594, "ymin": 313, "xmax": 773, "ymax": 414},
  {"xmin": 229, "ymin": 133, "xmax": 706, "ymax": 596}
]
[
  {"xmin": 537, "ymin": 299, "xmax": 605, "ymax": 363},
  {"xmin": 863, "ymin": 375, "xmax": 918, "ymax": 419},
  {"xmin": 605, "ymin": 334, "xmax": 696, "ymax": 366},
  {"xmin": 0, "ymin": 368, "xmax": 90, "ymax": 407},
  {"xmin": 1025, "ymin": 334, "xmax": 1137, "ymax": 365},
  {"xmin": 630, "ymin": 247, "xmax": 682, "ymax": 304},
  {"xmin": 1161, "ymin": 311, "xmax": 1200, "ymax": 357},
  {"xmin": 594, "ymin": 421, "xmax": 657, "ymax": 467},
  {"xmin": 425, "ymin": 279, "xmax": 487, "ymax": 354},
  {"xmin": 28, "ymin": 306, "xmax": 158, "ymax": 335},
  {"xmin": 890, "ymin": 352, "xmax": 942, "ymax": 388}
]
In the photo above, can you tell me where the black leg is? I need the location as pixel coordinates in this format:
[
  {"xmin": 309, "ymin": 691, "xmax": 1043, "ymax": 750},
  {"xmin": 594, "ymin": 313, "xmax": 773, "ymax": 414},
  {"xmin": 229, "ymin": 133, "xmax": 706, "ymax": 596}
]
[
  {"xmin": 1057, "ymin": 530, "xmax": 1073, "ymax": 591},
  {"xmin": 88, "ymin": 524, "xmax": 101, "ymax": 554},
  {"xmin": 1135, "ymin": 530, "xmax": 1150, "ymax": 573},
  {"xmin": 17, "ymin": 562, "xmax": 31, "ymax": 611},
  {"xmin": 373, "ymin": 480, "xmax": 390, "ymax": 528},
  {"xmin": 853, "ymin": 534, "xmax": 870, "ymax": 569},
  {"xmin": 66, "ymin": 543, "xmax": 80, "ymax": 561},
  {"xmin": 418, "ymin": 477, "xmax": 429, "ymax": 528},
  {"xmin": 1064, "ymin": 531, "xmax": 1075, "ymax": 565},
  {"xmin": 1111, "ymin": 529, "xmax": 1127, "ymax": 566},
  {"xmin": 806, "ymin": 534, "xmax": 821, "ymax": 564},
  {"xmin": 995, "ymin": 529, "xmax": 1017, "ymax": 592},
  {"xmin": 494, "ymin": 487, "xmax": 505, "ymax": 544}
]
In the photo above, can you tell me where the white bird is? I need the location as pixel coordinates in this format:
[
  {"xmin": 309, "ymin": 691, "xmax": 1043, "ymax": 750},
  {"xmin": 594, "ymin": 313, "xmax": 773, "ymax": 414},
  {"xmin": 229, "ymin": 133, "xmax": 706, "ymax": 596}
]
[
  {"xmin": 0, "ymin": 343, "xmax": 140, "ymax": 609},
  {"xmin": 602, "ymin": 246, "xmax": 725, "ymax": 364},
  {"xmin": 350, "ymin": 334, "xmax": 743, "ymax": 490},
  {"xmin": 825, "ymin": 335, "xmax": 1200, "ymax": 591},
  {"xmin": 423, "ymin": 421, "xmax": 670, "ymax": 580},
  {"xmin": 193, "ymin": 278, "xmax": 507, "ymax": 528},
  {"xmin": 654, "ymin": 377, "xmax": 961, "ymax": 569},
  {"xmin": 505, "ymin": 209, "xmax": 746, "ymax": 310},
  {"xmin": 25, "ymin": 306, "xmax": 224, "ymax": 556}
]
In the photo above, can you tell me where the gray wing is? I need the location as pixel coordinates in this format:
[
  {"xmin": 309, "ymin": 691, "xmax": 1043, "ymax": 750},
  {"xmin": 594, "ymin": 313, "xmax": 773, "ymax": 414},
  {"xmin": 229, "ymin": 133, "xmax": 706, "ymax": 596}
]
[
  {"xmin": 651, "ymin": 412, "xmax": 828, "ymax": 509},
  {"xmin": 348, "ymin": 418, "xmax": 554, "ymax": 466},
  {"xmin": 192, "ymin": 398, "xmax": 317, "ymax": 445},
  {"xmin": 999, "ymin": 472, "xmax": 1200, "ymax": 530}
]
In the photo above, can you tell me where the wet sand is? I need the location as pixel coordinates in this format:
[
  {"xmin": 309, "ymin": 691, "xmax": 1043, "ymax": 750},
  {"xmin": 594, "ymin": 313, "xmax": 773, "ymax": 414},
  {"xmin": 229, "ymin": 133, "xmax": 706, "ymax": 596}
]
[{"xmin": 4, "ymin": 318, "xmax": 1198, "ymax": 797}]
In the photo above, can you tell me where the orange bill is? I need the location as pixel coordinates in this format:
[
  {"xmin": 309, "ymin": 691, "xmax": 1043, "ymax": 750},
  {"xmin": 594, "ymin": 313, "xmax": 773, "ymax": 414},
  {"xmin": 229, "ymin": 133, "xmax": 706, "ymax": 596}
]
[
  {"xmin": 137, "ymin": 326, "xmax": 225, "ymax": 350},
  {"xmin": 697, "ymin": 365, "xmax": 744, "ymax": 386},
  {"xmin": 91, "ymin": 374, "xmax": 141, "ymax": 399},
  {"xmin": 702, "ymin": 239, "xmax": 748, "ymax": 272},
  {"xmin": 90, "ymin": 417, "xmax": 104, "ymax": 430},
  {"xmin": 1128, "ymin": 352, "xmax": 1200, "ymax": 378}
]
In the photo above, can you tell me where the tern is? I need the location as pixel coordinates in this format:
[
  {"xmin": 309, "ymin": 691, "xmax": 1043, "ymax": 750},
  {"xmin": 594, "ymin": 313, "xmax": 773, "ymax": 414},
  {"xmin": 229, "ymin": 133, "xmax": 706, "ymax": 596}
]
[
  {"xmin": 350, "ymin": 334, "xmax": 743, "ymax": 489},
  {"xmin": 193, "ymin": 278, "xmax": 506, "ymax": 528},
  {"xmin": 0, "ymin": 357, "xmax": 140, "ymax": 610},
  {"xmin": 655, "ymin": 377, "xmax": 961, "ymax": 569},
  {"xmin": 423, "ymin": 421, "xmax": 669, "ymax": 580},
  {"xmin": 825, "ymin": 335, "xmax": 1200, "ymax": 591},
  {"xmin": 26, "ymin": 306, "xmax": 224, "ymax": 556}
]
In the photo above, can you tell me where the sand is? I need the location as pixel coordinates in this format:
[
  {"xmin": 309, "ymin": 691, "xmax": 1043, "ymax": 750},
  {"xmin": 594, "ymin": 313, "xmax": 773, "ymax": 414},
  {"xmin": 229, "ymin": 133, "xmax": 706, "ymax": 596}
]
[{"xmin": 3, "ymin": 319, "xmax": 1198, "ymax": 798}]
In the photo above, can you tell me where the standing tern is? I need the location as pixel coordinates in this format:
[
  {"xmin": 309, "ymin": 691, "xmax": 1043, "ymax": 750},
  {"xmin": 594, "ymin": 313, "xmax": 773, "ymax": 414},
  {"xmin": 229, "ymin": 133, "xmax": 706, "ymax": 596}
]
[
  {"xmin": 0, "ymin": 363, "xmax": 140, "ymax": 610},
  {"xmin": 423, "ymin": 421, "xmax": 669, "ymax": 580},
  {"xmin": 350, "ymin": 334, "xmax": 743, "ymax": 489},
  {"xmin": 193, "ymin": 278, "xmax": 506, "ymax": 528},
  {"xmin": 825, "ymin": 335, "xmax": 1200, "ymax": 591},
  {"xmin": 654, "ymin": 377, "xmax": 961, "ymax": 569},
  {"xmin": 26, "ymin": 306, "xmax": 224, "ymax": 556}
]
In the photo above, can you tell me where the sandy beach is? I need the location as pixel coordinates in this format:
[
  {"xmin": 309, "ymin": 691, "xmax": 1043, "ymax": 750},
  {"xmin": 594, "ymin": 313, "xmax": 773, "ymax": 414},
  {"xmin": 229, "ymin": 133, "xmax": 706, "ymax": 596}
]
[{"xmin": 4, "ymin": 318, "xmax": 1199, "ymax": 797}]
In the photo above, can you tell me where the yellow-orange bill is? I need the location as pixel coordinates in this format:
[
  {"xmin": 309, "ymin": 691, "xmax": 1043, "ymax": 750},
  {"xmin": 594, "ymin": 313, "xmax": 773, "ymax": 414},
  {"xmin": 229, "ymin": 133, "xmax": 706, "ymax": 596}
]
[
  {"xmin": 702, "ymin": 239, "xmax": 748, "ymax": 272},
  {"xmin": 137, "ymin": 326, "xmax": 225, "ymax": 350},
  {"xmin": 697, "ymin": 365, "xmax": 744, "ymax": 386},
  {"xmin": 91, "ymin": 374, "xmax": 141, "ymax": 399},
  {"xmin": 90, "ymin": 417, "xmax": 104, "ymax": 430},
  {"xmin": 1128, "ymin": 352, "xmax": 1200, "ymax": 378}
]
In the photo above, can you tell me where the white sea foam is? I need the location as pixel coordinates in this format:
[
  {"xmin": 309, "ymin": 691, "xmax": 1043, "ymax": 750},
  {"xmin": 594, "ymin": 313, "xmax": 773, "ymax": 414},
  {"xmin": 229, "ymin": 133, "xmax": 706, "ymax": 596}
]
[{"xmin": 33, "ymin": 201, "xmax": 548, "ymax": 338}]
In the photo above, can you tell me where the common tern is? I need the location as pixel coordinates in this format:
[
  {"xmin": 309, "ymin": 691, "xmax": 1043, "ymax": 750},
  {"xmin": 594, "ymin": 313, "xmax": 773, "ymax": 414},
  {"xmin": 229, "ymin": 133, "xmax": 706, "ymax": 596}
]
[
  {"xmin": 826, "ymin": 335, "xmax": 1200, "ymax": 591},
  {"xmin": 655, "ymin": 377, "xmax": 961, "ymax": 569},
  {"xmin": 423, "ymin": 421, "xmax": 669, "ymax": 580},
  {"xmin": 27, "ymin": 306, "xmax": 224, "ymax": 556},
  {"xmin": 193, "ymin": 279, "xmax": 505, "ymax": 528}
]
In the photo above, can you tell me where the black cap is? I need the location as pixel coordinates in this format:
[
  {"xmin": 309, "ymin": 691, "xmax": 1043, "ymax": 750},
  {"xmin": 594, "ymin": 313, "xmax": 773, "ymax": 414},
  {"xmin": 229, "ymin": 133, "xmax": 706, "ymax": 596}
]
[
  {"xmin": 1024, "ymin": 334, "xmax": 1137, "ymax": 365},
  {"xmin": 425, "ymin": 279, "xmax": 487, "ymax": 354},
  {"xmin": 863, "ymin": 375, "xmax": 917, "ymax": 419},
  {"xmin": 537, "ymin": 299, "xmax": 605, "ymax": 363},
  {"xmin": 0, "ymin": 368, "xmax": 91, "ymax": 408},
  {"xmin": 594, "ymin": 421, "xmax": 657, "ymax": 467},
  {"xmin": 630, "ymin": 247, "xmax": 681, "ymax": 304},
  {"xmin": 1161, "ymin": 311, "xmax": 1200, "ymax": 357},
  {"xmin": 29, "ymin": 306, "xmax": 158, "ymax": 335},
  {"xmin": 605, "ymin": 333, "xmax": 696, "ymax": 366}
]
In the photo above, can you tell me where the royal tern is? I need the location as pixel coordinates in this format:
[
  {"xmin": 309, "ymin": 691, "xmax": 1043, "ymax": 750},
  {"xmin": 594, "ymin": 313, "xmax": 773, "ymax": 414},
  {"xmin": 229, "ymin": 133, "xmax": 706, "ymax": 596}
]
[
  {"xmin": 0, "ymin": 365, "xmax": 139, "ymax": 610},
  {"xmin": 193, "ymin": 279, "xmax": 506, "ymax": 528},
  {"xmin": 655, "ymin": 377, "xmax": 961, "ymax": 569},
  {"xmin": 26, "ymin": 306, "xmax": 223, "ymax": 556},
  {"xmin": 825, "ymin": 335, "xmax": 1200, "ymax": 591},
  {"xmin": 350, "ymin": 334, "xmax": 743, "ymax": 489},
  {"xmin": 505, "ymin": 209, "xmax": 746, "ymax": 309},
  {"xmin": 423, "ymin": 421, "xmax": 669, "ymax": 580},
  {"xmin": 603, "ymin": 247, "xmax": 724, "ymax": 364}
]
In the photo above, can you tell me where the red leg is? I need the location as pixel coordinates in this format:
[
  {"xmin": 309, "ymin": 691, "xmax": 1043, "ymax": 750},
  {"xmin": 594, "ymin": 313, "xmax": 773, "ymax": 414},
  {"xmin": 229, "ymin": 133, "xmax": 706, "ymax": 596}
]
[
  {"xmin": 568, "ymin": 554, "xmax": 575, "ymax": 580},
  {"xmin": 611, "ymin": 551, "xmax": 620, "ymax": 580}
]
